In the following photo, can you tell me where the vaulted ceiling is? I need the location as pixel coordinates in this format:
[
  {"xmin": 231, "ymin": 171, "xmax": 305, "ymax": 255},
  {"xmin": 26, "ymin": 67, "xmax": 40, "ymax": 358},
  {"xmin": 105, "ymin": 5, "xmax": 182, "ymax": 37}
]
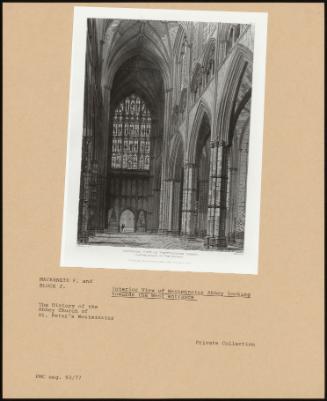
[
  {"xmin": 110, "ymin": 55, "xmax": 164, "ymax": 115},
  {"xmin": 103, "ymin": 20, "xmax": 183, "ymax": 114},
  {"xmin": 101, "ymin": 19, "xmax": 186, "ymax": 89},
  {"xmin": 104, "ymin": 20, "xmax": 180, "ymax": 66}
]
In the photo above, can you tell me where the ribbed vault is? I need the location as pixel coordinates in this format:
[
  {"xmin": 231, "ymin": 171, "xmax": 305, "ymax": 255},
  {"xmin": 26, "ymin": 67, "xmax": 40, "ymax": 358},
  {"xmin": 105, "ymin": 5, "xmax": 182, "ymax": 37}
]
[
  {"xmin": 110, "ymin": 55, "xmax": 163, "ymax": 113},
  {"xmin": 102, "ymin": 19, "xmax": 180, "ymax": 89}
]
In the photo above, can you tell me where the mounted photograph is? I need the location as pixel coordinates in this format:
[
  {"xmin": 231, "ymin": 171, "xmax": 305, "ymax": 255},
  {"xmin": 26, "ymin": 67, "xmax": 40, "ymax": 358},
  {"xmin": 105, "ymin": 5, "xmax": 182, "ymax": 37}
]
[{"xmin": 61, "ymin": 7, "xmax": 267, "ymax": 274}]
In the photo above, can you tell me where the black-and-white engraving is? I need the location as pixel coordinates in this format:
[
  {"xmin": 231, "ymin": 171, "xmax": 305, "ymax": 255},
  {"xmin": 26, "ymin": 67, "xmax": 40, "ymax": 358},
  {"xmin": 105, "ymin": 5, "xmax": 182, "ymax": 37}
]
[{"xmin": 77, "ymin": 18, "xmax": 254, "ymax": 252}]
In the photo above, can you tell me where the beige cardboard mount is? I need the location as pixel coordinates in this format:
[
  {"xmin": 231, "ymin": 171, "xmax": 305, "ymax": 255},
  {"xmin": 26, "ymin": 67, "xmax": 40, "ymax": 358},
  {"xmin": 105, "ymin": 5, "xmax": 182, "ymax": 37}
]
[{"xmin": 3, "ymin": 3, "xmax": 324, "ymax": 398}]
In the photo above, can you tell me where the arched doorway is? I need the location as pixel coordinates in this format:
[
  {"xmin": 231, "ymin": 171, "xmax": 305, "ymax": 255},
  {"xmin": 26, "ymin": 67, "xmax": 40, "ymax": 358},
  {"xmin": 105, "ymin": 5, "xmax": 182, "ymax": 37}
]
[
  {"xmin": 107, "ymin": 208, "xmax": 118, "ymax": 233},
  {"xmin": 120, "ymin": 209, "xmax": 135, "ymax": 233},
  {"xmin": 194, "ymin": 114, "xmax": 211, "ymax": 237},
  {"xmin": 136, "ymin": 210, "xmax": 146, "ymax": 232}
]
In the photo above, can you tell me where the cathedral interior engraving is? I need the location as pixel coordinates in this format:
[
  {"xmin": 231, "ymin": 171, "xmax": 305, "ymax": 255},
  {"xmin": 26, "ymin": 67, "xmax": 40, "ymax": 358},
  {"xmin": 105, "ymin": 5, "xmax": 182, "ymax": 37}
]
[{"xmin": 78, "ymin": 18, "xmax": 254, "ymax": 251}]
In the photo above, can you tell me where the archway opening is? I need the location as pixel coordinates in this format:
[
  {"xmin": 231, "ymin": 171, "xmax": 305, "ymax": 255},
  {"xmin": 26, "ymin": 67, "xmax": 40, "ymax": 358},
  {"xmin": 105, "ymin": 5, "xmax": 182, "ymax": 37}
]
[
  {"xmin": 194, "ymin": 114, "xmax": 211, "ymax": 237},
  {"xmin": 106, "ymin": 55, "xmax": 164, "ymax": 234},
  {"xmin": 136, "ymin": 210, "xmax": 146, "ymax": 232},
  {"xmin": 225, "ymin": 62, "xmax": 252, "ymax": 248},
  {"xmin": 226, "ymin": 107, "xmax": 250, "ymax": 247},
  {"xmin": 120, "ymin": 209, "xmax": 135, "ymax": 233},
  {"xmin": 107, "ymin": 208, "xmax": 118, "ymax": 233}
]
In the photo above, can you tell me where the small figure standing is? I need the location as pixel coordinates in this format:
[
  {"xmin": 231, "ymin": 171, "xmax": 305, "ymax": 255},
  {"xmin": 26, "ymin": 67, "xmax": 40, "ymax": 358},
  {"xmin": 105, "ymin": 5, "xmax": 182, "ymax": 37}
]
[{"xmin": 121, "ymin": 223, "xmax": 125, "ymax": 233}]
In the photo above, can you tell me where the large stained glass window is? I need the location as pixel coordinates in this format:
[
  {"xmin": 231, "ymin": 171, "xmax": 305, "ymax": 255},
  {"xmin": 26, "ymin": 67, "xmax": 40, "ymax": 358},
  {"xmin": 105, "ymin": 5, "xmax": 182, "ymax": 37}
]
[{"xmin": 111, "ymin": 94, "xmax": 151, "ymax": 170}]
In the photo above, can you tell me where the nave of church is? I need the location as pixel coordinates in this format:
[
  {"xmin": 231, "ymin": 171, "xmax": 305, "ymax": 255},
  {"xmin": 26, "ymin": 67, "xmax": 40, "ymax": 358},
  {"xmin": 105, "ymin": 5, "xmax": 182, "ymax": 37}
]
[{"xmin": 78, "ymin": 18, "xmax": 254, "ymax": 251}]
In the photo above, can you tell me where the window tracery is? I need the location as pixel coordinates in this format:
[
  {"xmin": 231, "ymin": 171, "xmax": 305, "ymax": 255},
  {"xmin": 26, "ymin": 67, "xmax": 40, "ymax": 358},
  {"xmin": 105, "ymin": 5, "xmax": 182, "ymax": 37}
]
[
  {"xmin": 203, "ymin": 41, "xmax": 215, "ymax": 86},
  {"xmin": 226, "ymin": 24, "xmax": 241, "ymax": 57},
  {"xmin": 175, "ymin": 33, "xmax": 188, "ymax": 102},
  {"xmin": 111, "ymin": 94, "xmax": 151, "ymax": 170},
  {"xmin": 191, "ymin": 64, "xmax": 203, "ymax": 103},
  {"xmin": 179, "ymin": 88, "xmax": 187, "ymax": 119}
]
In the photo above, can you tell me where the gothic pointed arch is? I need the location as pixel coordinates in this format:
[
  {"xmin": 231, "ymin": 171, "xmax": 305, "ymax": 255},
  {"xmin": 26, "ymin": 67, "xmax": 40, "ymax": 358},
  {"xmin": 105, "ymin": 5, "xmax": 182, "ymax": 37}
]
[
  {"xmin": 119, "ymin": 207, "xmax": 136, "ymax": 232},
  {"xmin": 216, "ymin": 44, "xmax": 253, "ymax": 145},
  {"xmin": 187, "ymin": 99, "xmax": 212, "ymax": 164},
  {"xmin": 136, "ymin": 209, "xmax": 147, "ymax": 232},
  {"xmin": 104, "ymin": 46, "xmax": 171, "ymax": 93},
  {"xmin": 166, "ymin": 130, "xmax": 184, "ymax": 234},
  {"xmin": 202, "ymin": 38, "xmax": 216, "ymax": 85},
  {"xmin": 173, "ymin": 25, "xmax": 189, "ymax": 107},
  {"xmin": 225, "ymin": 105, "xmax": 251, "ymax": 247},
  {"xmin": 173, "ymin": 25, "xmax": 187, "ymax": 58}
]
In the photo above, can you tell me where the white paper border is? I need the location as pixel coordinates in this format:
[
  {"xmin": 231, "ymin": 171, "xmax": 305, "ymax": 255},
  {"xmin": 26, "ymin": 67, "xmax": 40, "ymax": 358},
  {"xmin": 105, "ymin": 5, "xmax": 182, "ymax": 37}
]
[{"xmin": 60, "ymin": 6, "xmax": 268, "ymax": 275}]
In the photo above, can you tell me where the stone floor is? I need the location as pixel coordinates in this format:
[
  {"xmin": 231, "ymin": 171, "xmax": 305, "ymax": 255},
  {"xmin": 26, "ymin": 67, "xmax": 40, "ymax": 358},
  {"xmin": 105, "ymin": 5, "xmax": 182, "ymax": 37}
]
[{"xmin": 88, "ymin": 232, "xmax": 240, "ymax": 251}]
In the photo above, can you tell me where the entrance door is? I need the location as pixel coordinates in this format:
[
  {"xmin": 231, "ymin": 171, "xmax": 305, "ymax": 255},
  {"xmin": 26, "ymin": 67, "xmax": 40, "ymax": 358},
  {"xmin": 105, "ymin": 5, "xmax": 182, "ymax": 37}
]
[
  {"xmin": 120, "ymin": 209, "xmax": 135, "ymax": 232},
  {"xmin": 136, "ymin": 210, "xmax": 146, "ymax": 232}
]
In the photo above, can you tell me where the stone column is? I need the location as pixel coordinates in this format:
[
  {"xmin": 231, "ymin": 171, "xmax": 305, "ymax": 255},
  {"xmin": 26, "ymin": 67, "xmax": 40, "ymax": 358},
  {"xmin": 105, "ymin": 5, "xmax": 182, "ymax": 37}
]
[
  {"xmin": 166, "ymin": 179, "xmax": 182, "ymax": 234},
  {"xmin": 158, "ymin": 180, "xmax": 169, "ymax": 233},
  {"xmin": 212, "ymin": 141, "xmax": 229, "ymax": 248},
  {"xmin": 206, "ymin": 139, "xmax": 218, "ymax": 245},
  {"xmin": 226, "ymin": 164, "xmax": 238, "ymax": 242},
  {"xmin": 181, "ymin": 162, "xmax": 197, "ymax": 236},
  {"xmin": 235, "ymin": 144, "xmax": 249, "ymax": 244},
  {"xmin": 151, "ymin": 188, "xmax": 161, "ymax": 232},
  {"xmin": 158, "ymin": 87, "xmax": 173, "ymax": 233},
  {"xmin": 166, "ymin": 179, "xmax": 174, "ymax": 233},
  {"xmin": 95, "ymin": 84, "xmax": 111, "ymax": 232},
  {"xmin": 148, "ymin": 122, "xmax": 160, "ymax": 233},
  {"xmin": 78, "ymin": 131, "xmax": 93, "ymax": 243},
  {"xmin": 171, "ymin": 180, "xmax": 181, "ymax": 234},
  {"xmin": 146, "ymin": 172, "xmax": 154, "ymax": 232}
]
